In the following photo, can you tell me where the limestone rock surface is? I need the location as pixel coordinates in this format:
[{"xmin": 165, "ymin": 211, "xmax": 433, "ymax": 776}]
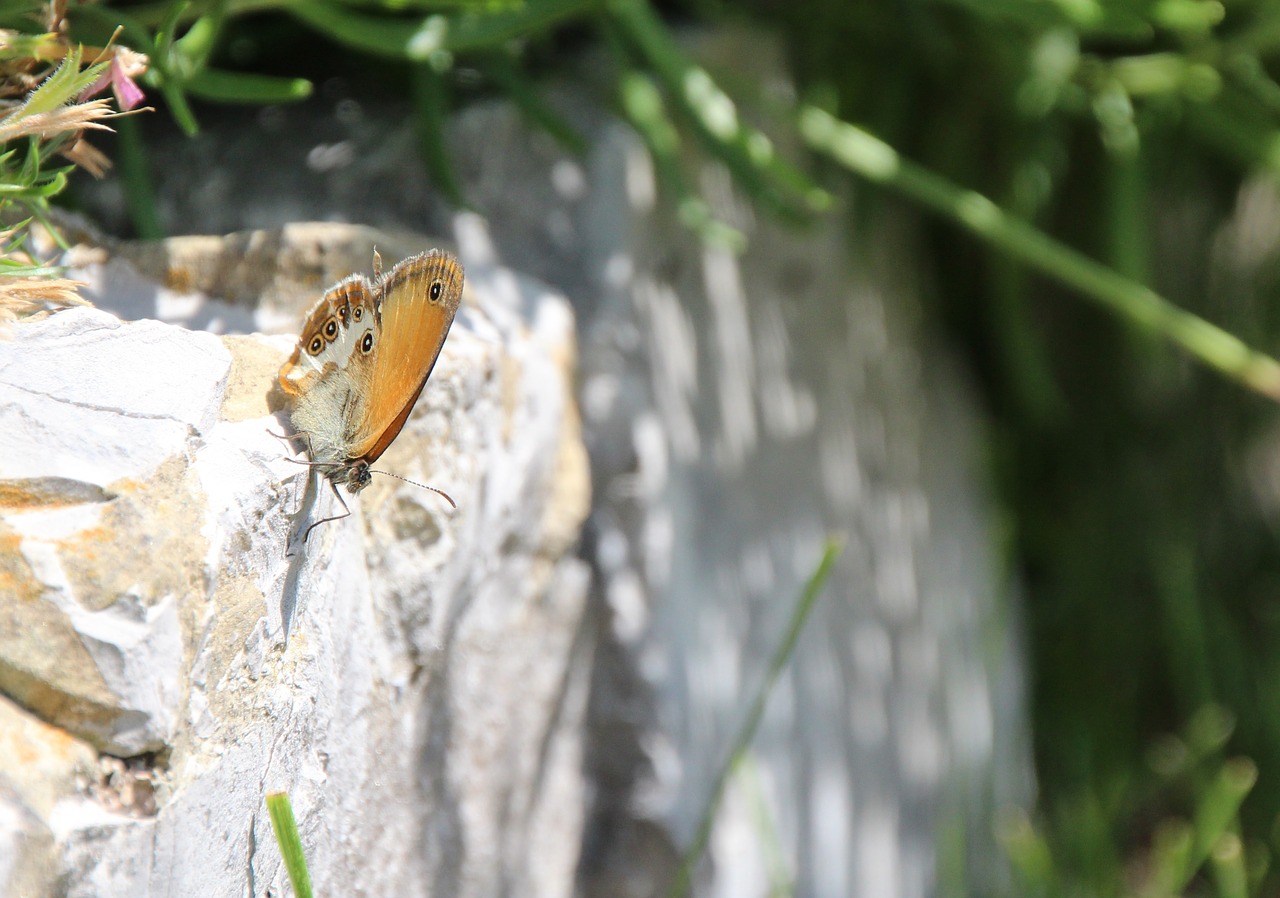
[{"xmin": 0, "ymin": 232, "xmax": 591, "ymax": 898}]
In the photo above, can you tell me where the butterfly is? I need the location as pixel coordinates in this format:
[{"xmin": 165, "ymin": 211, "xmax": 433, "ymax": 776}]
[{"xmin": 278, "ymin": 249, "xmax": 463, "ymax": 541}]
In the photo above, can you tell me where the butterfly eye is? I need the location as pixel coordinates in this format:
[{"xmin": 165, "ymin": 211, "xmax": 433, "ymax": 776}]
[
  {"xmin": 361, "ymin": 331, "xmax": 374, "ymax": 354},
  {"xmin": 323, "ymin": 317, "xmax": 339, "ymax": 341},
  {"xmin": 430, "ymin": 281, "xmax": 442, "ymax": 302},
  {"xmin": 308, "ymin": 335, "xmax": 325, "ymax": 355}
]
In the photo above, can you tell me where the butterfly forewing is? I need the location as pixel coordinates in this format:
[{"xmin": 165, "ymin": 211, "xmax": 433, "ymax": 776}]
[{"xmin": 349, "ymin": 250, "xmax": 464, "ymax": 463}]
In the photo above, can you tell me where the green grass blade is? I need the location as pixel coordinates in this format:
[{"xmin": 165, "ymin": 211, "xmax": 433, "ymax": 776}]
[
  {"xmin": 411, "ymin": 61, "xmax": 466, "ymax": 206},
  {"xmin": 1179, "ymin": 758, "xmax": 1258, "ymax": 890},
  {"xmin": 739, "ymin": 756, "xmax": 793, "ymax": 897},
  {"xmin": 476, "ymin": 50, "xmax": 587, "ymax": 155},
  {"xmin": 114, "ymin": 117, "xmax": 163, "ymax": 239},
  {"xmin": 668, "ymin": 538, "xmax": 844, "ymax": 898},
  {"xmin": 158, "ymin": 78, "xmax": 201, "ymax": 135},
  {"xmin": 1210, "ymin": 833, "xmax": 1250, "ymax": 898},
  {"xmin": 266, "ymin": 792, "xmax": 314, "ymax": 898}
]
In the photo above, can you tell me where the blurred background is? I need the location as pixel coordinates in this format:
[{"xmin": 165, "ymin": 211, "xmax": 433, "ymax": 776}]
[{"xmin": 7, "ymin": 0, "xmax": 1280, "ymax": 895}]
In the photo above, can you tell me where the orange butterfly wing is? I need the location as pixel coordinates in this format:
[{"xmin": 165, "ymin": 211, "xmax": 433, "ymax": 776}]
[{"xmin": 349, "ymin": 249, "xmax": 464, "ymax": 464}]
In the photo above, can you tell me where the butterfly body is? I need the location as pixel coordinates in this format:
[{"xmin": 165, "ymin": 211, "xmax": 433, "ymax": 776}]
[{"xmin": 279, "ymin": 249, "xmax": 464, "ymax": 502}]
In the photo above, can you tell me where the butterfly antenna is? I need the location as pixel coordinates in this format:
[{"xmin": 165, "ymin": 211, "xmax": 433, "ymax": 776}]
[{"xmin": 369, "ymin": 470, "xmax": 457, "ymax": 509}]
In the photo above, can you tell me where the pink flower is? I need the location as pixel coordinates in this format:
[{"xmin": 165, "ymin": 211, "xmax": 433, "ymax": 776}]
[{"xmin": 81, "ymin": 48, "xmax": 148, "ymax": 112}]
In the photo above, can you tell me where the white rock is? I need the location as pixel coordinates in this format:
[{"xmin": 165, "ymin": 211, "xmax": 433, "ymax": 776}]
[{"xmin": 0, "ymin": 233, "xmax": 592, "ymax": 898}]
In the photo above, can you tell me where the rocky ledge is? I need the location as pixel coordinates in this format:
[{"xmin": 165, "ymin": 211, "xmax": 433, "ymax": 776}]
[{"xmin": 0, "ymin": 226, "xmax": 591, "ymax": 898}]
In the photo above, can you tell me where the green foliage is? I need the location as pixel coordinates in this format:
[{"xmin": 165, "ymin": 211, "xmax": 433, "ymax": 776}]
[
  {"xmin": 69, "ymin": 2, "xmax": 312, "ymax": 136},
  {"xmin": 1003, "ymin": 707, "xmax": 1262, "ymax": 898},
  {"xmin": 0, "ymin": 42, "xmax": 111, "ymax": 273},
  {"xmin": 736, "ymin": 1, "xmax": 1280, "ymax": 895}
]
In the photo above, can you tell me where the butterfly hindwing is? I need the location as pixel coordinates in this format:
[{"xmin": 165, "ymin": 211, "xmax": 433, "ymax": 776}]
[
  {"xmin": 278, "ymin": 277, "xmax": 377, "ymax": 399},
  {"xmin": 279, "ymin": 277, "xmax": 380, "ymax": 467}
]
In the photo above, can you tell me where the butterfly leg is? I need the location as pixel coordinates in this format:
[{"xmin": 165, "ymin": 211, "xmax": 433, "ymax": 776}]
[
  {"xmin": 300, "ymin": 477, "xmax": 353, "ymax": 544},
  {"xmin": 278, "ymin": 453, "xmax": 330, "ymax": 516}
]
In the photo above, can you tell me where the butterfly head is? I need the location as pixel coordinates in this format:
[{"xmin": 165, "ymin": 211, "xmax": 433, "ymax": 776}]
[{"xmin": 342, "ymin": 460, "xmax": 373, "ymax": 494}]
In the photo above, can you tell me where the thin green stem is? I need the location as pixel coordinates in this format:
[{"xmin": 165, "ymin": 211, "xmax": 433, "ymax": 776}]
[
  {"xmin": 287, "ymin": 0, "xmax": 594, "ymax": 60},
  {"xmin": 739, "ymin": 756, "xmax": 794, "ymax": 897},
  {"xmin": 668, "ymin": 538, "xmax": 843, "ymax": 898},
  {"xmin": 410, "ymin": 62, "xmax": 465, "ymax": 207},
  {"xmin": 798, "ymin": 106, "xmax": 1280, "ymax": 401},
  {"xmin": 617, "ymin": 68, "xmax": 744, "ymax": 250},
  {"xmin": 478, "ymin": 50, "xmax": 587, "ymax": 156},
  {"xmin": 114, "ymin": 117, "xmax": 163, "ymax": 239},
  {"xmin": 607, "ymin": 0, "xmax": 829, "ymax": 223}
]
